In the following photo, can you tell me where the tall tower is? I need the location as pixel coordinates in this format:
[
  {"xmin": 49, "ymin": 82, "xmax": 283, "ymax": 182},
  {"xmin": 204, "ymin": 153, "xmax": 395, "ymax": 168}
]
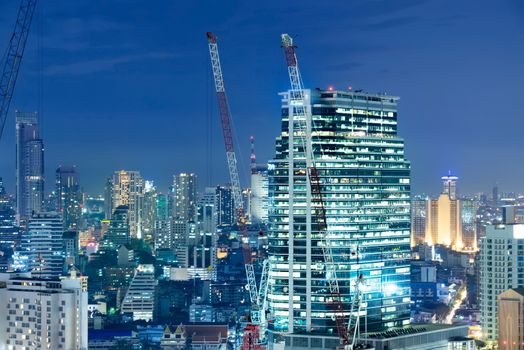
[
  {"xmin": 172, "ymin": 173, "xmax": 197, "ymax": 222},
  {"xmin": 56, "ymin": 166, "xmax": 82, "ymax": 230},
  {"xmin": 268, "ymin": 89, "xmax": 411, "ymax": 338},
  {"xmin": 441, "ymin": 172, "xmax": 458, "ymax": 200},
  {"xmin": 15, "ymin": 111, "xmax": 44, "ymax": 225},
  {"xmin": 112, "ymin": 170, "xmax": 144, "ymax": 239}
]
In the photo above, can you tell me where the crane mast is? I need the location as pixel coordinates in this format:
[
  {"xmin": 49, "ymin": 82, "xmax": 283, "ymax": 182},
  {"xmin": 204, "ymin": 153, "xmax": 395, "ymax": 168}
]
[
  {"xmin": 0, "ymin": 0, "xmax": 38, "ymax": 141},
  {"xmin": 280, "ymin": 33, "xmax": 352, "ymax": 346},
  {"xmin": 206, "ymin": 32, "xmax": 261, "ymax": 327}
]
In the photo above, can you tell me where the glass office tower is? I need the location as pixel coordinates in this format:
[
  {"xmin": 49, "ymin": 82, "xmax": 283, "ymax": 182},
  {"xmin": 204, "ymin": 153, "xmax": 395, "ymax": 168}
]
[{"xmin": 267, "ymin": 88, "xmax": 411, "ymax": 337}]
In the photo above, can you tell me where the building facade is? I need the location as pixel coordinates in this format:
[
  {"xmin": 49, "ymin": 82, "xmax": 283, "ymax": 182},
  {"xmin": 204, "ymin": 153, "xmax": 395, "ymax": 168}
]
[
  {"xmin": 267, "ymin": 89, "xmax": 411, "ymax": 336},
  {"xmin": 120, "ymin": 264, "xmax": 156, "ymax": 321},
  {"xmin": 479, "ymin": 224, "xmax": 524, "ymax": 340},
  {"xmin": 172, "ymin": 173, "xmax": 197, "ymax": 222},
  {"xmin": 20, "ymin": 213, "xmax": 64, "ymax": 278},
  {"xmin": 0, "ymin": 272, "xmax": 88, "ymax": 350},
  {"xmin": 56, "ymin": 166, "xmax": 82, "ymax": 230},
  {"xmin": 251, "ymin": 164, "xmax": 270, "ymax": 224},
  {"xmin": 498, "ymin": 288, "xmax": 524, "ymax": 350},
  {"xmin": 111, "ymin": 170, "xmax": 144, "ymax": 239},
  {"xmin": 16, "ymin": 111, "xmax": 44, "ymax": 225}
]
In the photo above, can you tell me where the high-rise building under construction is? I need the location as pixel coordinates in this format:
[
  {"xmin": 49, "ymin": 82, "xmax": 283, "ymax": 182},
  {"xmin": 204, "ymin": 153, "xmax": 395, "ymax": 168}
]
[{"xmin": 267, "ymin": 88, "xmax": 411, "ymax": 338}]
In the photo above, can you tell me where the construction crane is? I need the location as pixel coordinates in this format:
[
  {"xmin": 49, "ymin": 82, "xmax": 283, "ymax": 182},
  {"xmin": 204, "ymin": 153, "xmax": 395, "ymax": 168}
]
[
  {"xmin": 0, "ymin": 0, "xmax": 38, "ymax": 141},
  {"xmin": 281, "ymin": 34, "xmax": 366, "ymax": 349},
  {"xmin": 206, "ymin": 33, "xmax": 267, "ymax": 347}
]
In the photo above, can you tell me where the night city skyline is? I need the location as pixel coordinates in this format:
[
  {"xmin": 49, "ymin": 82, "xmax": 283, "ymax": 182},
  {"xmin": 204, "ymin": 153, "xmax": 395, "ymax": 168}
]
[
  {"xmin": 0, "ymin": 0, "xmax": 523, "ymax": 195},
  {"xmin": 0, "ymin": 1, "xmax": 523, "ymax": 349}
]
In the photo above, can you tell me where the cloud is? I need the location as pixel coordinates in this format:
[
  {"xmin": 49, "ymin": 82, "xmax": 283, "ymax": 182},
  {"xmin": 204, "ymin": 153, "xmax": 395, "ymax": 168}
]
[{"xmin": 44, "ymin": 52, "xmax": 177, "ymax": 76}]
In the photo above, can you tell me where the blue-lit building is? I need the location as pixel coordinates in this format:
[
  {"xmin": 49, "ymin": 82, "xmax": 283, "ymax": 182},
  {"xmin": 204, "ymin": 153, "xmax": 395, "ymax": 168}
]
[{"xmin": 267, "ymin": 88, "xmax": 411, "ymax": 339}]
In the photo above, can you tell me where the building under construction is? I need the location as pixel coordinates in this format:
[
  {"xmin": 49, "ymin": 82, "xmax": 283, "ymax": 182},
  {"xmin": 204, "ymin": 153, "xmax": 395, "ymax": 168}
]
[{"xmin": 266, "ymin": 87, "xmax": 412, "ymax": 347}]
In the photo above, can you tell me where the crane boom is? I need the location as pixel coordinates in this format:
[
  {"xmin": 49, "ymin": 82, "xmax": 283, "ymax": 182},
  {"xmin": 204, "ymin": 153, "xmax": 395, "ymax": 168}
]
[
  {"xmin": 0, "ymin": 0, "xmax": 38, "ymax": 141},
  {"xmin": 281, "ymin": 33, "xmax": 351, "ymax": 345},
  {"xmin": 206, "ymin": 32, "xmax": 260, "ymax": 324}
]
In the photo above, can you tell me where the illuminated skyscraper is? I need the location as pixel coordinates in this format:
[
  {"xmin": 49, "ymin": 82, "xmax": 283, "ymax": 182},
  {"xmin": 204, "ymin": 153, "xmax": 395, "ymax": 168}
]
[
  {"xmin": 120, "ymin": 264, "xmax": 156, "ymax": 321},
  {"xmin": 56, "ymin": 166, "xmax": 82, "ymax": 230},
  {"xmin": 111, "ymin": 170, "xmax": 144, "ymax": 239},
  {"xmin": 20, "ymin": 212, "xmax": 64, "ymax": 278},
  {"xmin": 442, "ymin": 172, "xmax": 458, "ymax": 200},
  {"xmin": 251, "ymin": 164, "xmax": 270, "ymax": 224},
  {"xmin": 215, "ymin": 185, "xmax": 234, "ymax": 227},
  {"xmin": 267, "ymin": 89, "xmax": 411, "ymax": 338},
  {"xmin": 16, "ymin": 111, "xmax": 44, "ymax": 225},
  {"xmin": 106, "ymin": 205, "xmax": 130, "ymax": 247},
  {"xmin": 411, "ymin": 197, "xmax": 428, "ymax": 247},
  {"xmin": 172, "ymin": 173, "xmax": 197, "ymax": 222}
]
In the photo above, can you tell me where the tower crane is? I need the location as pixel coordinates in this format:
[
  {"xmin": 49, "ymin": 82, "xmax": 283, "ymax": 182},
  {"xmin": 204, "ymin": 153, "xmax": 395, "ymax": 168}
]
[
  {"xmin": 206, "ymin": 33, "xmax": 268, "ymax": 347},
  {"xmin": 280, "ymin": 34, "xmax": 366, "ymax": 350},
  {"xmin": 0, "ymin": 0, "xmax": 38, "ymax": 141}
]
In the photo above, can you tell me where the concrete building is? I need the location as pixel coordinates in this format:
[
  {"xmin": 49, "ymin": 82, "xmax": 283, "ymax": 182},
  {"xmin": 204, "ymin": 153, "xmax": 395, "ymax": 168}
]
[
  {"xmin": 0, "ymin": 271, "xmax": 88, "ymax": 350},
  {"xmin": 154, "ymin": 193, "xmax": 171, "ymax": 251},
  {"xmin": 111, "ymin": 170, "xmax": 144, "ymax": 239},
  {"xmin": 16, "ymin": 111, "xmax": 44, "ymax": 225},
  {"xmin": 498, "ymin": 288, "xmax": 524, "ymax": 350},
  {"xmin": 267, "ymin": 89, "xmax": 411, "ymax": 338},
  {"xmin": 120, "ymin": 264, "xmax": 156, "ymax": 321},
  {"xmin": 479, "ymin": 223, "xmax": 524, "ymax": 340},
  {"xmin": 63, "ymin": 230, "xmax": 79, "ymax": 267},
  {"xmin": 55, "ymin": 166, "xmax": 82, "ymax": 230},
  {"xmin": 172, "ymin": 173, "xmax": 197, "ymax": 222},
  {"xmin": 20, "ymin": 213, "xmax": 64, "ymax": 278},
  {"xmin": 215, "ymin": 185, "xmax": 235, "ymax": 227}
]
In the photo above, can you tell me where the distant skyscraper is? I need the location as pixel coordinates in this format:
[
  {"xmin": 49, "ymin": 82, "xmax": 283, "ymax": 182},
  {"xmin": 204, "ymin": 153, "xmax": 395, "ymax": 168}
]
[
  {"xmin": 56, "ymin": 166, "xmax": 82, "ymax": 230},
  {"xmin": 411, "ymin": 197, "xmax": 428, "ymax": 247},
  {"xmin": 0, "ymin": 271, "xmax": 88, "ymax": 349},
  {"xmin": 480, "ymin": 223, "xmax": 524, "ymax": 340},
  {"xmin": 63, "ymin": 230, "xmax": 79, "ymax": 267},
  {"xmin": 424, "ymin": 175, "xmax": 476, "ymax": 251},
  {"xmin": 0, "ymin": 177, "xmax": 18, "ymax": 249},
  {"xmin": 104, "ymin": 176, "xmax": 113, "ymax": 220},
  {"xmin": 120, "ymin": 264, "xmax": 156, "ymax": 321},
  {"xmin": 250, "ymin": 164, "xmax": 269, "ymax": 224},
  {"xmin": 268, "ymin": 89, "xmax": 411, "ymax": 337},
  {"xmin": 154, "ymin": 193, "xmax": 171, "ymax": 251},
  {"xmin": 460, "ymin": 199, "xmax": 478, "ymax": 250},
  {"xmin": 427, "ymin": 193, "xmax": 462, "ymax": 248},
  {"xmin": 493, "ymin": 184, "xmax": 499, "ymax": 207},
  {"xmin": 193, "ymin": 187, "xmax": 218, "ymax": 280},
  {"xmin": 442, "ymin": 172, "xmax": 458, "ymax": 200},
  {"xmin": 215, "ymin": 185, "xmax": 235, "ymax": 227},
  {"xmin": 112, "ymin": 170, "xmax": 144, "ymax": 238},
  {"xmin": 142, "ymin": 180, "xmax": 157, "ymax": 243},
  {"xmin": 106, "ymin": 205, "xmax": 130, "ymax": 247},
  {"xmin": 20, "ymin": 212, "xmax": 64, "ymax": 278},
  {"xmin": 16, "ymin": 111, "xmax": 44, "ymax": 224},
  {"xmin": 172, "ymin": 173, "xmax": 197, "ymax": 222}
]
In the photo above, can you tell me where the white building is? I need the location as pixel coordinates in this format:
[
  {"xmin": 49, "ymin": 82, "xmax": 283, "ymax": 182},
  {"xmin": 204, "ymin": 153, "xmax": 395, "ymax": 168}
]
[
  {"xmin": 479, "ymin": 223, "xmax": 524, "ymax": 340},
  {"xmin": 120, "ymin": 264, "xmax": 156, "ymax": 321},
  {"xmin": 0, "ymin": 271, "xmax": 88, "ymax": 350},
  {"xmin": 250, "ymin": 164, "xmax": 269, "ymax": 224}
]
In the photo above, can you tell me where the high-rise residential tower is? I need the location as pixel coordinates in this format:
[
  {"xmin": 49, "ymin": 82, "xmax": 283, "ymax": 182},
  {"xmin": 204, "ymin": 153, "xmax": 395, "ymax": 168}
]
[
  {"xmin": 111, "ymin": 170, "xmax": 144, "ymax": 239},
  {"xmin": 172, "ymin": 173, "xmax": 197, "ymax": 222},
  {"xmin": 267, "ymin": 89, "xmax": 411, "ymax": 338},
  {"xmin": 56, "ymin": 166, "xmax": 82, "ymax": 230},
  {"xmin": 16, "ymin": 111, "xmax": 44, "ymax": 225}
]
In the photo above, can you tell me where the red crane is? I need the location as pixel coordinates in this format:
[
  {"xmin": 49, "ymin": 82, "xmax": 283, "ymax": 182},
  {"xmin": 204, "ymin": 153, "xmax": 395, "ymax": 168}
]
[
  {"xmin": 206, "ymin": 33, "xmax": 265, "ymax": 349},
  {"xmin": 281, "ymin": 33, "xmax": 352, "ymax": 347}
]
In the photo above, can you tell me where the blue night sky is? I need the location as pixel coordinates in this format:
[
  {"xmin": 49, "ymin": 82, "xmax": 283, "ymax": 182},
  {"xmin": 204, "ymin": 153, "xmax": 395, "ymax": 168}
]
[{"xmin": 0, "ymin": 0, "xmax": 523, "ymax": 196}]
